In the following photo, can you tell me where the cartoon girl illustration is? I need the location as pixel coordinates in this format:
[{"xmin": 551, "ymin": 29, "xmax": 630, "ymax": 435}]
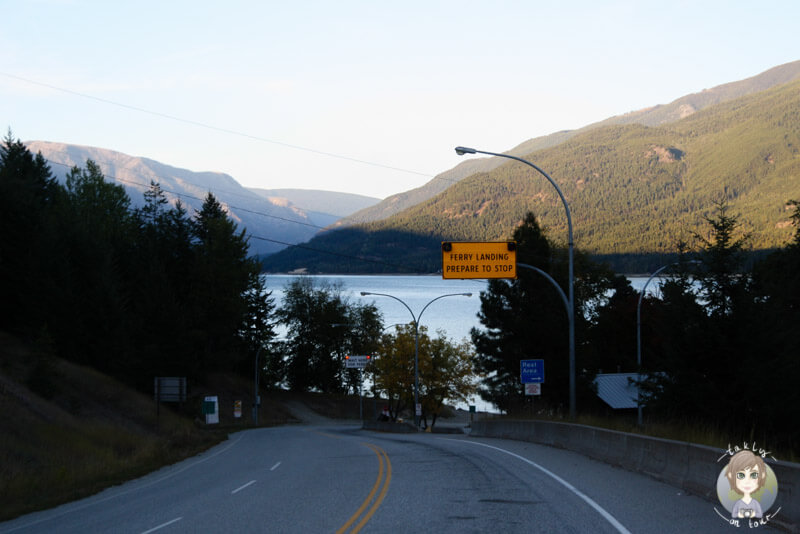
[{"xmin": 725, "ymin": 450, "xmax": 767, "ymax": 519}]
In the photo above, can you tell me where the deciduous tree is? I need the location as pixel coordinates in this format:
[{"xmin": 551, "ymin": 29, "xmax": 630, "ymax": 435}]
[{"xmin": 370, "ymin": 324, "xmax": 477, "ymax": 427}]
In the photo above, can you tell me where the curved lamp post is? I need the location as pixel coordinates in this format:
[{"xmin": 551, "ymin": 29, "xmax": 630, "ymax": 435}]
[
  {"xmin": 636, "ymin": 261, "xmax": 700, "ymax": 426},
  {"xmin": 455, "ymin": 146, "xmax": 576, "ymax": 418},
  {"xmin": 253, "ymin": 347, "xmax": 261, "ymax": 425},
  {"xmin": 360, "ymin": 291, "xmax": 472, "ymax": 426},
  {"xmin": 517, "ymin": 263, "xmax": 569, "ymax": 313}
]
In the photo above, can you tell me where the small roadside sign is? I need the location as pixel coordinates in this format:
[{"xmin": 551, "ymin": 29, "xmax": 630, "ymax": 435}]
[
  {"xmin": 345, "ymin": 355, "xmax": 371, "ymax": 369},
  {"xmin": 442, "ymin": 241, "xmax": 517, "ymax": 279},
  {"xmin": 154, "ymin": 376, "xmax": 186, "ymax": 402},
  {"xmin": 203, "ymin": 396, "xmax": 219, "ymax": 424},
  {"xmin": 520, "ymin": 359, "xmax": 545, "ymax": 384},
  {"xmin": 525, "ymin": 383, "xmax": 542, "ymax": 396}
]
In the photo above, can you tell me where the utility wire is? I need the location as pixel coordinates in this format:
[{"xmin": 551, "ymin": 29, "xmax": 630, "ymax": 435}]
[
  {"xmin": 43, "ymin": 155, "xmax": 493, "ymax": 282},
  {"xmin": 7, "ymin": 73, "xmax": 492, "ymax": 275},
  {"xmin": 44, "ymin": 158, "xmax": 327, "ymax": 230},
  {"xmin": 40, "ymin": 156, "xmax": 506, "ymax": 282},
  {"xmin": 42, "ymin": 156, "xmax": 428, "ymax": 272},
  {"xmin": 2, "ymin": 72, "xmax": 435, "ymax": 178}
]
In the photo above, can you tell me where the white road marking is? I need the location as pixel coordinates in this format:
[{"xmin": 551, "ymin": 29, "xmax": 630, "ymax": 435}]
[
  {"xmin": 270, "ymin": 461, "xmax": 281, "ymax": 471},
  {"xmin": 140, "ymin": 517, "xmax": 182, "ymax": 534},
  {"xmin": 445, "ymin": 439, "xmax": 633, "ymax": 534},
  {"xmin": 231, "ymin": 480, "xmax": 257, "ymax": 494},
  {"xmin": 1, "ymin": 435, "xmax": 245, "ymax": 533}
]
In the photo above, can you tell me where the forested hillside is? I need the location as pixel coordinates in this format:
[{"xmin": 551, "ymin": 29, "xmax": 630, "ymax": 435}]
[
  {"xmin": 335, "ymin": 60, "xmax": 800, "ymax": 228},
  {"xmin": 264, "ymin": 78, "xmax": 800, "ymax": 273},
  {"xmin": 25, "ymin": 142, "xmax": 324, "ymax": 256},
  {"xmin": 0, "ymin": 135, "xmax": 276, "ymax": 391}
]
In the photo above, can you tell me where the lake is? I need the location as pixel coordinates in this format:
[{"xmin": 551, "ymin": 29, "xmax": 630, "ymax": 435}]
[
  {"xmin": 264, "ymin": 274, "xmax": 488, "ymax": 342},
  {"xmin": 263, "ymin": 274, "xmax": 659, "ymax": 413},
  {"xmin": 264, "ymin": 274, "xmax": 659, "ymax": 343}
]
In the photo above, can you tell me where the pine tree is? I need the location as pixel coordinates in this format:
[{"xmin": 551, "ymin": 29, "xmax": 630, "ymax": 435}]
[{"xmin": 0, "ymin": 133, "xmax": 61, "ymax": 335}]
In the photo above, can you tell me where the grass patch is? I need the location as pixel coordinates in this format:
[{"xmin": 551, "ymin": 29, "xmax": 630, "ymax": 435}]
[
  {"xmin": 0, "ymin": 333, "xmax": 228, "ymax": 522},
  {"xmin": 0, "ymin": 414, "xmax": 226, "ymax": 522}
]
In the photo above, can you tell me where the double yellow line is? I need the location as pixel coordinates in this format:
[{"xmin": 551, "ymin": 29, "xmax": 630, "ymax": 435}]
[{"xmin": 337, "ymin": 443, "xmax": 392, "ymax": 534}]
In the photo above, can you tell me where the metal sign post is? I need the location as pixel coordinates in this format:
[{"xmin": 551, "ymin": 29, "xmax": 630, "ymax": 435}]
[
  {"xmin": 521, "ymin": 360, "xmax": 544, "ymax": 416},
  {"xmin": 346, "ymin": 355, "xmax": 371, "ymax": 420},
  {"xmin": 154, "ymin": 377, "xmax": 187, "ymax": 428}
]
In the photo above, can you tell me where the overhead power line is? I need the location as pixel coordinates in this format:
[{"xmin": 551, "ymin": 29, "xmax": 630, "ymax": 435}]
[
  {"xmin": 41, "ymin": 155, "xmax": 429, "ymax": 273},
  {"xmin": 6, "ymin": 73, "xmax": 490, "ymax": 274},
  {"xmin": 2, "ymin": 72, "xmax": 434, "ymax": 178},
  {"xmin": 41, "ymin": 155, "xmax": 490, "ymax": 282},
  {"xmin": 43, "ymin": 158, "xmax": 327, "ymax": 230}
]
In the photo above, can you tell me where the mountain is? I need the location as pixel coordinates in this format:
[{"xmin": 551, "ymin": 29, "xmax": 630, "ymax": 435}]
[
  {"xmin": 24, "ymin": 142, "xmax": 327, "ymax": 256},
  {"xmin": 336, "ymin": 60, "xmax": 800, "ymax": 228},
  {"xmin": 263, "ymin": 74, "xmax": 800, "ymax": 274},
  {"xmin": 248, "ymin": 188, "xmax": 379, "ymax": 228}
]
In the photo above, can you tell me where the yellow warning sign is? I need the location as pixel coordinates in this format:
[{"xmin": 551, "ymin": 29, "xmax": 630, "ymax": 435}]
[{"xmin": 442, "ymin": 241, "xmax": 517, "ymax": 279}]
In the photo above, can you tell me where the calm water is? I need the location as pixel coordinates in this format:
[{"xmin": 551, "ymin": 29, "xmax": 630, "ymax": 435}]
[
  {"xmin": 264, "ymin": 274, "xmax": 488, "ymax": 342},
  {"xmin": 264, "ymin": 274, "xmax": 658, "ymax": 342},
  {"xmin": 262, "ymin": 274, "xmax": 658, "ymax": 413}
]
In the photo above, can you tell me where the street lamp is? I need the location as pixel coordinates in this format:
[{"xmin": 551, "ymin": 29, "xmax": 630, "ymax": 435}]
[
  {"xmin": 636, "ymin": 260, "xmax": 699, "ymax": 426},
  {"xmin": 517, "ymin": 263, "xmax": 569, "ymax": 314},
  {"xmin": 253, "ymin": 347, "xmax": 261, "ymax": 425},
  {"xmin": 360, "ymin": 291, "xmax": 472, "ymax": 427},
  {"xmin": 455, "ymin": 146, "xmax": 576, "ymax": 418}
]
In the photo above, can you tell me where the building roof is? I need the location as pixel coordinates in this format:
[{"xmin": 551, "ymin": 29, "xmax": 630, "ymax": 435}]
[{"xmin": 594, "ymin": 373, "xmax": 639, "ymax": 409}]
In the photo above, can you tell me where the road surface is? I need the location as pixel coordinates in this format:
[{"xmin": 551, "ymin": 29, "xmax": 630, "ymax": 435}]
[{"xmin": 0, "ymin": 423, "xmax": 778, "ymax": 533}]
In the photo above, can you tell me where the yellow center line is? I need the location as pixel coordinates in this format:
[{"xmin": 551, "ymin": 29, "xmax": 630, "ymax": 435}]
[
  {"xmin": 352, "ymin": 445, "xmax": 392, "ymax": 533},
  {"xmin": 336, "ymin": 443, "xmax": 392, "ymax": 534}
]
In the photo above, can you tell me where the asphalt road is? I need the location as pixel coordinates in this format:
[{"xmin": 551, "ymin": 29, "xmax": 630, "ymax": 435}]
[{"xmin": 0, "ymin": 423, "xmax": 780, "ymax": 533}]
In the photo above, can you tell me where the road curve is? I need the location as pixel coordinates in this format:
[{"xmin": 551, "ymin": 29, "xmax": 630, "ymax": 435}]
[{"xmin": 0, "ymin": 424, "xmax": 777, "ymax": 533}]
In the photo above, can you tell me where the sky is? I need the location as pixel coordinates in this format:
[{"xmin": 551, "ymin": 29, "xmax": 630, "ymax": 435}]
[{"xmin": 2, "ymin": 1, "xmax": 799, "ymax": 200}]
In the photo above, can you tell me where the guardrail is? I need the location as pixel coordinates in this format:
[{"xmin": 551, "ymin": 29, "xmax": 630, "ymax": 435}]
[{"xmin": 470, "ymin": 419, "xmax": 798, "ymax": 532}]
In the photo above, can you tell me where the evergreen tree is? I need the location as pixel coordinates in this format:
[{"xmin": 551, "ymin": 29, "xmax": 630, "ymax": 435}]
[
  {"xmin": 55, "ymin": 160, "xmax": 136, "ymax": 373},
  {"xmin": 644, "ymin": 202, "xmax": 758, "ymax": 430},
  {"xmin": 693, "ymin": 199, "xmax": 751, "ymax": 317},
  {"xmin": 188, "ymin": 193, "xmax": 255, "ymax": 377},
  {"xmin": 127, "ymin": 183, "xmax": 196, "ymax": 384},
  {"xmin": 748, "ymin": 200, "xmax": 800, "ymax": 449},
  {"xmin": 1, "ymin": 137, "xmax": 279, "ymax": 393},
  {"xmin": 240, "ymin": 271, "xmax": 279, "ymax": 381},
  {"xmin": 471, "ymin": 212, "xmax": 615, "ymax": 413},
  {"xmin": 0, "ymin": 132, "xmax": 61, "ymax": 336},
  {"xmin": 584, "ymin": 274, "xmax": 638, "ymax": 376}
]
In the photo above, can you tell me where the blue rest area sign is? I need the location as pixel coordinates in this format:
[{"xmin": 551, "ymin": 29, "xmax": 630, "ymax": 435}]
[{"xmin": 520, "ymin": 359, "xmax": 544, "ymax": 384}]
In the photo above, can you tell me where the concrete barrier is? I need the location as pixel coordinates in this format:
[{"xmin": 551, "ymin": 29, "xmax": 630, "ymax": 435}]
[
  {"xmin": 362, "ymin": 420, "xmax": 467, "ymax": 434},
  {"xmin": 362, "ymin": 420, "xmax": 418, "ymax": 433},
  {"xmin": 471, "ymin": 420, "xmax": 799, "ymax": 532}
]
